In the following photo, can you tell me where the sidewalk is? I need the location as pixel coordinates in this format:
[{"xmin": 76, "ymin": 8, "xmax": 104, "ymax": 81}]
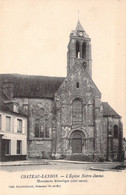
[{"xmin": 0, "ymin": 159, "xmax": 49, "ymax": 166}]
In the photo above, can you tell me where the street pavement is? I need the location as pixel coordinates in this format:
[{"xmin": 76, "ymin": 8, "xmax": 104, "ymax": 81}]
[
  {"xmin": 0, "ymin": 159, "xmax": 125, "ymax": 195},
  {"xmin": 0, "ymin": 159, "xmax": 126, "ymax": 171}
]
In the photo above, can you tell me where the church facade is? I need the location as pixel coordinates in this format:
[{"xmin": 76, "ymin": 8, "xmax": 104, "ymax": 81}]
[{"xmin": 0, "ymin": 21, "xmax": 124, "ymax": 161}]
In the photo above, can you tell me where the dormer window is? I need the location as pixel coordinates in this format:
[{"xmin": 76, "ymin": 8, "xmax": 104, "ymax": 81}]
[{"xmin": 13, "ymin": 103, "xmax": 19, "ymax": 113}]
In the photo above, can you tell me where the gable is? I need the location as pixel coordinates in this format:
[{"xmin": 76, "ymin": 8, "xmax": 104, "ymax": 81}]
[{"xmin": 56, "ymin": 60, "xmax": 101, "ymax": 101}]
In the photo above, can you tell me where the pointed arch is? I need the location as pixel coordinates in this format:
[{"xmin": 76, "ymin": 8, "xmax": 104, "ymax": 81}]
[
  {"xmin": 82, "ymin": 42, "xmax": 86, "ymax": 59},
  {"xmin": 34, "ymin": 107, "xmax": 49, "ymax": 138},
  {"xmin": 76, "ymin": 41, "xmax": 80, "ymax": 58}
]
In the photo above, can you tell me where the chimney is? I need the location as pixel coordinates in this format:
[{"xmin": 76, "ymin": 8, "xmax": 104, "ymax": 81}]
[{"xmin": 2, "ymin": 80, "xmax": 13, "ymax": 100}]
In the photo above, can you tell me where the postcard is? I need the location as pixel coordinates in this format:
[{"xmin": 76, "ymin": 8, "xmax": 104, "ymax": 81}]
[{"xmin": 0, "ymin": 0, "xmax": 126, "ymax": 195}]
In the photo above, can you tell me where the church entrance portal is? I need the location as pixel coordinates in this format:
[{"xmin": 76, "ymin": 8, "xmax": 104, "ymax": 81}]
[{"xmin": 72, "ymin": 133, "xmax": 82, "ymax": 153}]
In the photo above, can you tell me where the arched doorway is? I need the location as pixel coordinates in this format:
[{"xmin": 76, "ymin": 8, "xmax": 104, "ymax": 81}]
[{"xmin": 72, "ymin": 133, "xmax": 82, "ymax": 153}]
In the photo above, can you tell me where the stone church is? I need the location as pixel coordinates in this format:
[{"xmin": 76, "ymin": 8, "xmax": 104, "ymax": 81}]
[{"xmin": 0, "ymin": 21, "xmax": 124, "ymax": 161}]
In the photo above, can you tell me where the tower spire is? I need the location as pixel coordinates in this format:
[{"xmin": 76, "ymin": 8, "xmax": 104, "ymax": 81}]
[
  {"xmin": 76, "ymin": 20, "xmax": 84, "ymax": 32},
  {"xmin": 67, "ymin": 20, "xmax": 92, "ymax": 77}
]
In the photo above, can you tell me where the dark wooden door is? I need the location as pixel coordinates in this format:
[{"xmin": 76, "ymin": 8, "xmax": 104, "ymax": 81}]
[{"xmin": 72, "ymin": 138, "xmax": 82, "ymax": 153}]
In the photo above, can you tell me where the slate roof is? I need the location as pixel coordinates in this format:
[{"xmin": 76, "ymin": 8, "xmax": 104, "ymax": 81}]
[
  {"xmin": 0, "ymin": 74, "xmax": 65, "ymax": 99},
  {"xmin": 0, "ymin": 74, "xmax": 121, "ymax": 118},
  {"xmin": 73, "ymin": 20, "xmax": 89, "ymax": 38},
  {"xmin": 102, "ymin": 102, "xmax": 120, "ymax": 118}
]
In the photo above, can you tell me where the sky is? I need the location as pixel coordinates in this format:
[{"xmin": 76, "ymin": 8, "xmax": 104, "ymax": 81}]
[{"xmin": 0, "ymin": 0, "xmax": 126, "ymax": 137}]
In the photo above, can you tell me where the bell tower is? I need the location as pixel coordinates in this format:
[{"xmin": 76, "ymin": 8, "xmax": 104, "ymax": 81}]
[{"xmin": 67, "ymin": 20, "xmax": 92, "ymax": 77}]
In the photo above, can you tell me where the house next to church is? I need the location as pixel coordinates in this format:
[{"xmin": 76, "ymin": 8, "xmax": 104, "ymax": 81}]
[
  {"xmin": 0, "ymin": 82, "xmax": 27, "ymax": 161},
  {"xmin": 0, "ymin": 21, "xmax": 124, "ymax": 162}
]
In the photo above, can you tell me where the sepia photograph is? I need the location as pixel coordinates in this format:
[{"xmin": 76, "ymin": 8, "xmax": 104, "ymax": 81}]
[{"xmin": 0, "ymin": 0, "xmax": 126, "ymax": 195}]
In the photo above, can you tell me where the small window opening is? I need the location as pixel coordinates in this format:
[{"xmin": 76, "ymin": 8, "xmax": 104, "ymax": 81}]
[
  {"xmin": 76, "ymin": 41, "xmax": 80, "ymax": 59},
  {"xmin": 78, "ymin": 52, "xmax": 80, "ymax": 58},
  {"xmin": 82, "ymin": 42, "xmax": 86, "ymax": 59},
  {"xmin": 82, "ymin": 61, "xmax": 86, "ymax": 69},
  {"xmin": 76, "ymin": 82, "xmax": 79, "ymax": 88},
  {"xmin": 113, "ymin": 125, "xmax": 118, "ymax": 138}
]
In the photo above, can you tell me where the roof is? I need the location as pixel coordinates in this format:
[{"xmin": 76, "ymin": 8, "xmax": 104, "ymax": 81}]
[
  {"xmin": 75, "ymin": 20, "xmax": 84, "ymax": 31},
  {"xmin": 0, "ymin": 74, "xmax": 65, "ymax": 99},
  {"xmin": 102, "ymin": 102, "xmax": 120, "ymax": 118},
  {"xmin": 0, "ymin": 107, "xmax": 27, "ymax": 118},
  {"xmin": 0, "ymin": 90, "xmax": 27, "ymax": 117},
  {"xmin": 73, "ymin": 20, "xmax": 89, "ymax": 38},
  {"xmin": 0, "ymin": 100, "xmax": 27, "ymax": 117}
]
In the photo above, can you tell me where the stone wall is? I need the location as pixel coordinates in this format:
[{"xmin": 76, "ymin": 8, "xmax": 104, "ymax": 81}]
[
  {"xmin": 15, "ymin": 98, "xmax": 54, "ymax": 158},
  {"xmin": 54, "ymin": 61, "xmax": 104, "ymax": 160},
  {"xmin": 102, "ymin": 116, "xmax": 123, "ymax": 161}
]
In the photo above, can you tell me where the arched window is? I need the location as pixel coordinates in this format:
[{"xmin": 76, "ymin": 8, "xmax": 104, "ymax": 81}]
[
  {"xmin": 113, "ymin": 125, "xmax": 118, "ymax": 138},
  {"xmin": 76, "ymin": 41, "xmax": 80, "ymax": 58},
  {"xmin": 72, "ymin": 99, "xmax": 83, "ymax": 125},
  {"xmin": 35, "ymin": 122, "xmax": 39, "ymax": 137},
  {"xmin": 82, "ymin": 42, "xmax": 86, "ymax": 59},
  {"xmin": 34, "ymin": 108, "xmax": 49, "ymax": 138}
]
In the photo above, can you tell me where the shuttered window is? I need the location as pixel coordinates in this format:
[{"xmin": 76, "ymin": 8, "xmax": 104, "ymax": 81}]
[{"xmin": 17, "ymin": 119, "xmax": 22, "ymax": 133}]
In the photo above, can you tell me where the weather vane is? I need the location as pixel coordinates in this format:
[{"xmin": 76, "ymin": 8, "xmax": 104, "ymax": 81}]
[{"xmin": 78, "ymin": 10, "xmax": 80, "ymax": 20}]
